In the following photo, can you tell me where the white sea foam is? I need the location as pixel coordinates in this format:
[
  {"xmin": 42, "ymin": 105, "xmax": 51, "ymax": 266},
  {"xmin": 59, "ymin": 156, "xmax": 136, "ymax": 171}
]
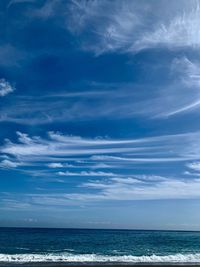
[{"xmin": 1, "ymin": 253, "xmax": 200, "ymax": 263}]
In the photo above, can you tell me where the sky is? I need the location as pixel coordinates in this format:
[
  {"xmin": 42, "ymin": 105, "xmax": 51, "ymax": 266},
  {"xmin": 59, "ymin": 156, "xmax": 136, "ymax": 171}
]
[{"xmin": 1, "ymin": 0, "xmax": 200, "ymax": 230}]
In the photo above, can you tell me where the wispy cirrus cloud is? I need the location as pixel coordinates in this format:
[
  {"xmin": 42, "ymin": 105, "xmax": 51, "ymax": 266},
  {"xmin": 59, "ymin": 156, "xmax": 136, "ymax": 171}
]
[
  {"xmin": 58, "ymin": 171, "xmax": 116, "ymax": 177},
  {"xmin": 76, "ymin": 176, "xmax": 200, "ymax": 201},
  {"xmin": 2, "ymin": 131, "xmax": 159, "ymax": 158},
  {"xmin": 158, "ymin": 57, "xmax": 200, "ymax": 117},
  {"xmin": 138, "ymin": 57, "xmax": 200, "ymax": 118},
  {"xmin": 10, "ymin": 0, "xmax": 199, "ymax": 55},
  {"xmin": 91, "ymin": 155, "xmax": 190, "ymax": 163},
  {"xmin": 1, "ymin": 55, "xmax": 200, "ymax": 124},
  {"xmin": 64, "ymin": 0, "xmax": 200, "ymax": 55},
  {"xmin": 0, "ymin": 131, "xmax": 198, "ymax": 162},
  {"xmin": 66, "ymin": 0, "xmax": 147, "ymax": 55},
  {"xmin": 9, "ymin": 0, "xmax": 197, "ymax": 57},
  {"xmin": 132, "ymin": 3, "xmax": 200, "ymax": 52},
  {"xmin": 0, "ymin": 131, "xmax": 200, "ymax": 179},
  {"xmin": 2, "ymin": 175, "xmax": 200, "ymax": 210}
]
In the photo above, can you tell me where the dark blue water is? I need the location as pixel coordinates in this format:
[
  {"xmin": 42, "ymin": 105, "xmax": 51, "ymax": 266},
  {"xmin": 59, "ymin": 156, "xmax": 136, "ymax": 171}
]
[{"xmin": 1, "ymin": 227, "xmax": 200, "ymax": 263}]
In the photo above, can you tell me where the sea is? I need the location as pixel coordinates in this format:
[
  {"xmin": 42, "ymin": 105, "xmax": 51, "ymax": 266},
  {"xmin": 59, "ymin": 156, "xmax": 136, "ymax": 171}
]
[{"xmin": 1, "ymin": 227, "xmax": 200, "ymax": 265}]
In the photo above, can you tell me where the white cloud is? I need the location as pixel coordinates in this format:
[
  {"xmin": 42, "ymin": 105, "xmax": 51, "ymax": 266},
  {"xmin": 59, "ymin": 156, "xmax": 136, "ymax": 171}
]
[
  {"xmin": 1, "ymin": 131, "xmax": 200, "ymax": 170},
  {"xmin": 132, "ymin": 3, "xmax": 200, "ymax": 52},
  {"xmin": 0, "ymin": 131, "xmax": 152, "ymax": 157},
  {"xmin": 58, "ymin": 171, "xmax": 115, "ymax": 177},
  {"xmin": 47, "ymin": 162, "xmax": 64, "ymax": 168},
  {"xmin": 66, "ymin": 0, "xmax": 148, "ymax": 55},
  {"xmin": 65, "ymin": 0, "xmax": 200, "ymax": 54},
  {"xmin": 91, "ymin": 163, "xmax": 113, "ymax": 169},
  {"xmin": 91, "ymin": 155, "xmax": 190, "ymax": 163},
  {"xmin": 48, "ymin": 162, "xmax": 74, "ymax": 168},
  {"xmin": 1, "ymin": 131, "xmax": 200, "ymax": 187},
  {"xmin": 0, "ymin": 159, "xmax": 20, "ymax": 168},
  {"xmin": 187, "ymin": 162, "xmax": 200, "ymax": 172},
  {"xmin": 2, "ymin": 175, "xmax": 200, "ymax": 208},
  {"xmin": 0, "ymin": 79, "xmax": 15, "ymax": 97},
  {"xmin": 7, "ymin": 1, "xmax": 200, "ymax": 56},
  {"xmin": 110, "ymin": 177, "xmax": 142, "ymax": 184},
  {"xmin": 75, "ymin": 176, "xmax": 200, "ymax": 201}
]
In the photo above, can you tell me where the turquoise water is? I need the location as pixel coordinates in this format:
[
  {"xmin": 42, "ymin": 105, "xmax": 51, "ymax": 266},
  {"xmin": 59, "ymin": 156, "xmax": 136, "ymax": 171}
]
[{"xmin": 1, "ymin": 227, "xmax": 200, "ymax": 263}]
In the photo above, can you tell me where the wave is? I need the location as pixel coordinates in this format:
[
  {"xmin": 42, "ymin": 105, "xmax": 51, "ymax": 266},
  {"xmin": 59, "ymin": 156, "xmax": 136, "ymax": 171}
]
[{"xmin": 1, "ymin": 253, "xmax": 200, "ymax": 263}]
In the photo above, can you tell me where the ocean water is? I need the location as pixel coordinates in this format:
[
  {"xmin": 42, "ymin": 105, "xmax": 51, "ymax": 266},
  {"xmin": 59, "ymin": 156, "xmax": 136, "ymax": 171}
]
[{"xmin": 1, "ymin": 227, "xmax": 200, "ymax": 264}]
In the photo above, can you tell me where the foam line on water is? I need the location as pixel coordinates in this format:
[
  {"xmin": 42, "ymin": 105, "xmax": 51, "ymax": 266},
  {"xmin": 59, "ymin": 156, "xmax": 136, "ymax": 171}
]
[{"xmin": 1, "ymin": 253, "xmax": 200, "ymax": 263}]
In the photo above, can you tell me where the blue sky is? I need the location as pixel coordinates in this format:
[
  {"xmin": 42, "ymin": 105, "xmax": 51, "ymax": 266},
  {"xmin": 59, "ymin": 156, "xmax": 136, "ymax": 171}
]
[{"xmin": 1, "ymin": 0, "xmax": 200, "ymax": 230}]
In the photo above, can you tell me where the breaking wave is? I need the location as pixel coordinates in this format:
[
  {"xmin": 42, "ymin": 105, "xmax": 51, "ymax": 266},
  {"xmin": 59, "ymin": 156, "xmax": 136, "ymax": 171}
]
[{"xmin": 1, "ymin": 253, "xmax": 200, "ymax": 263}]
